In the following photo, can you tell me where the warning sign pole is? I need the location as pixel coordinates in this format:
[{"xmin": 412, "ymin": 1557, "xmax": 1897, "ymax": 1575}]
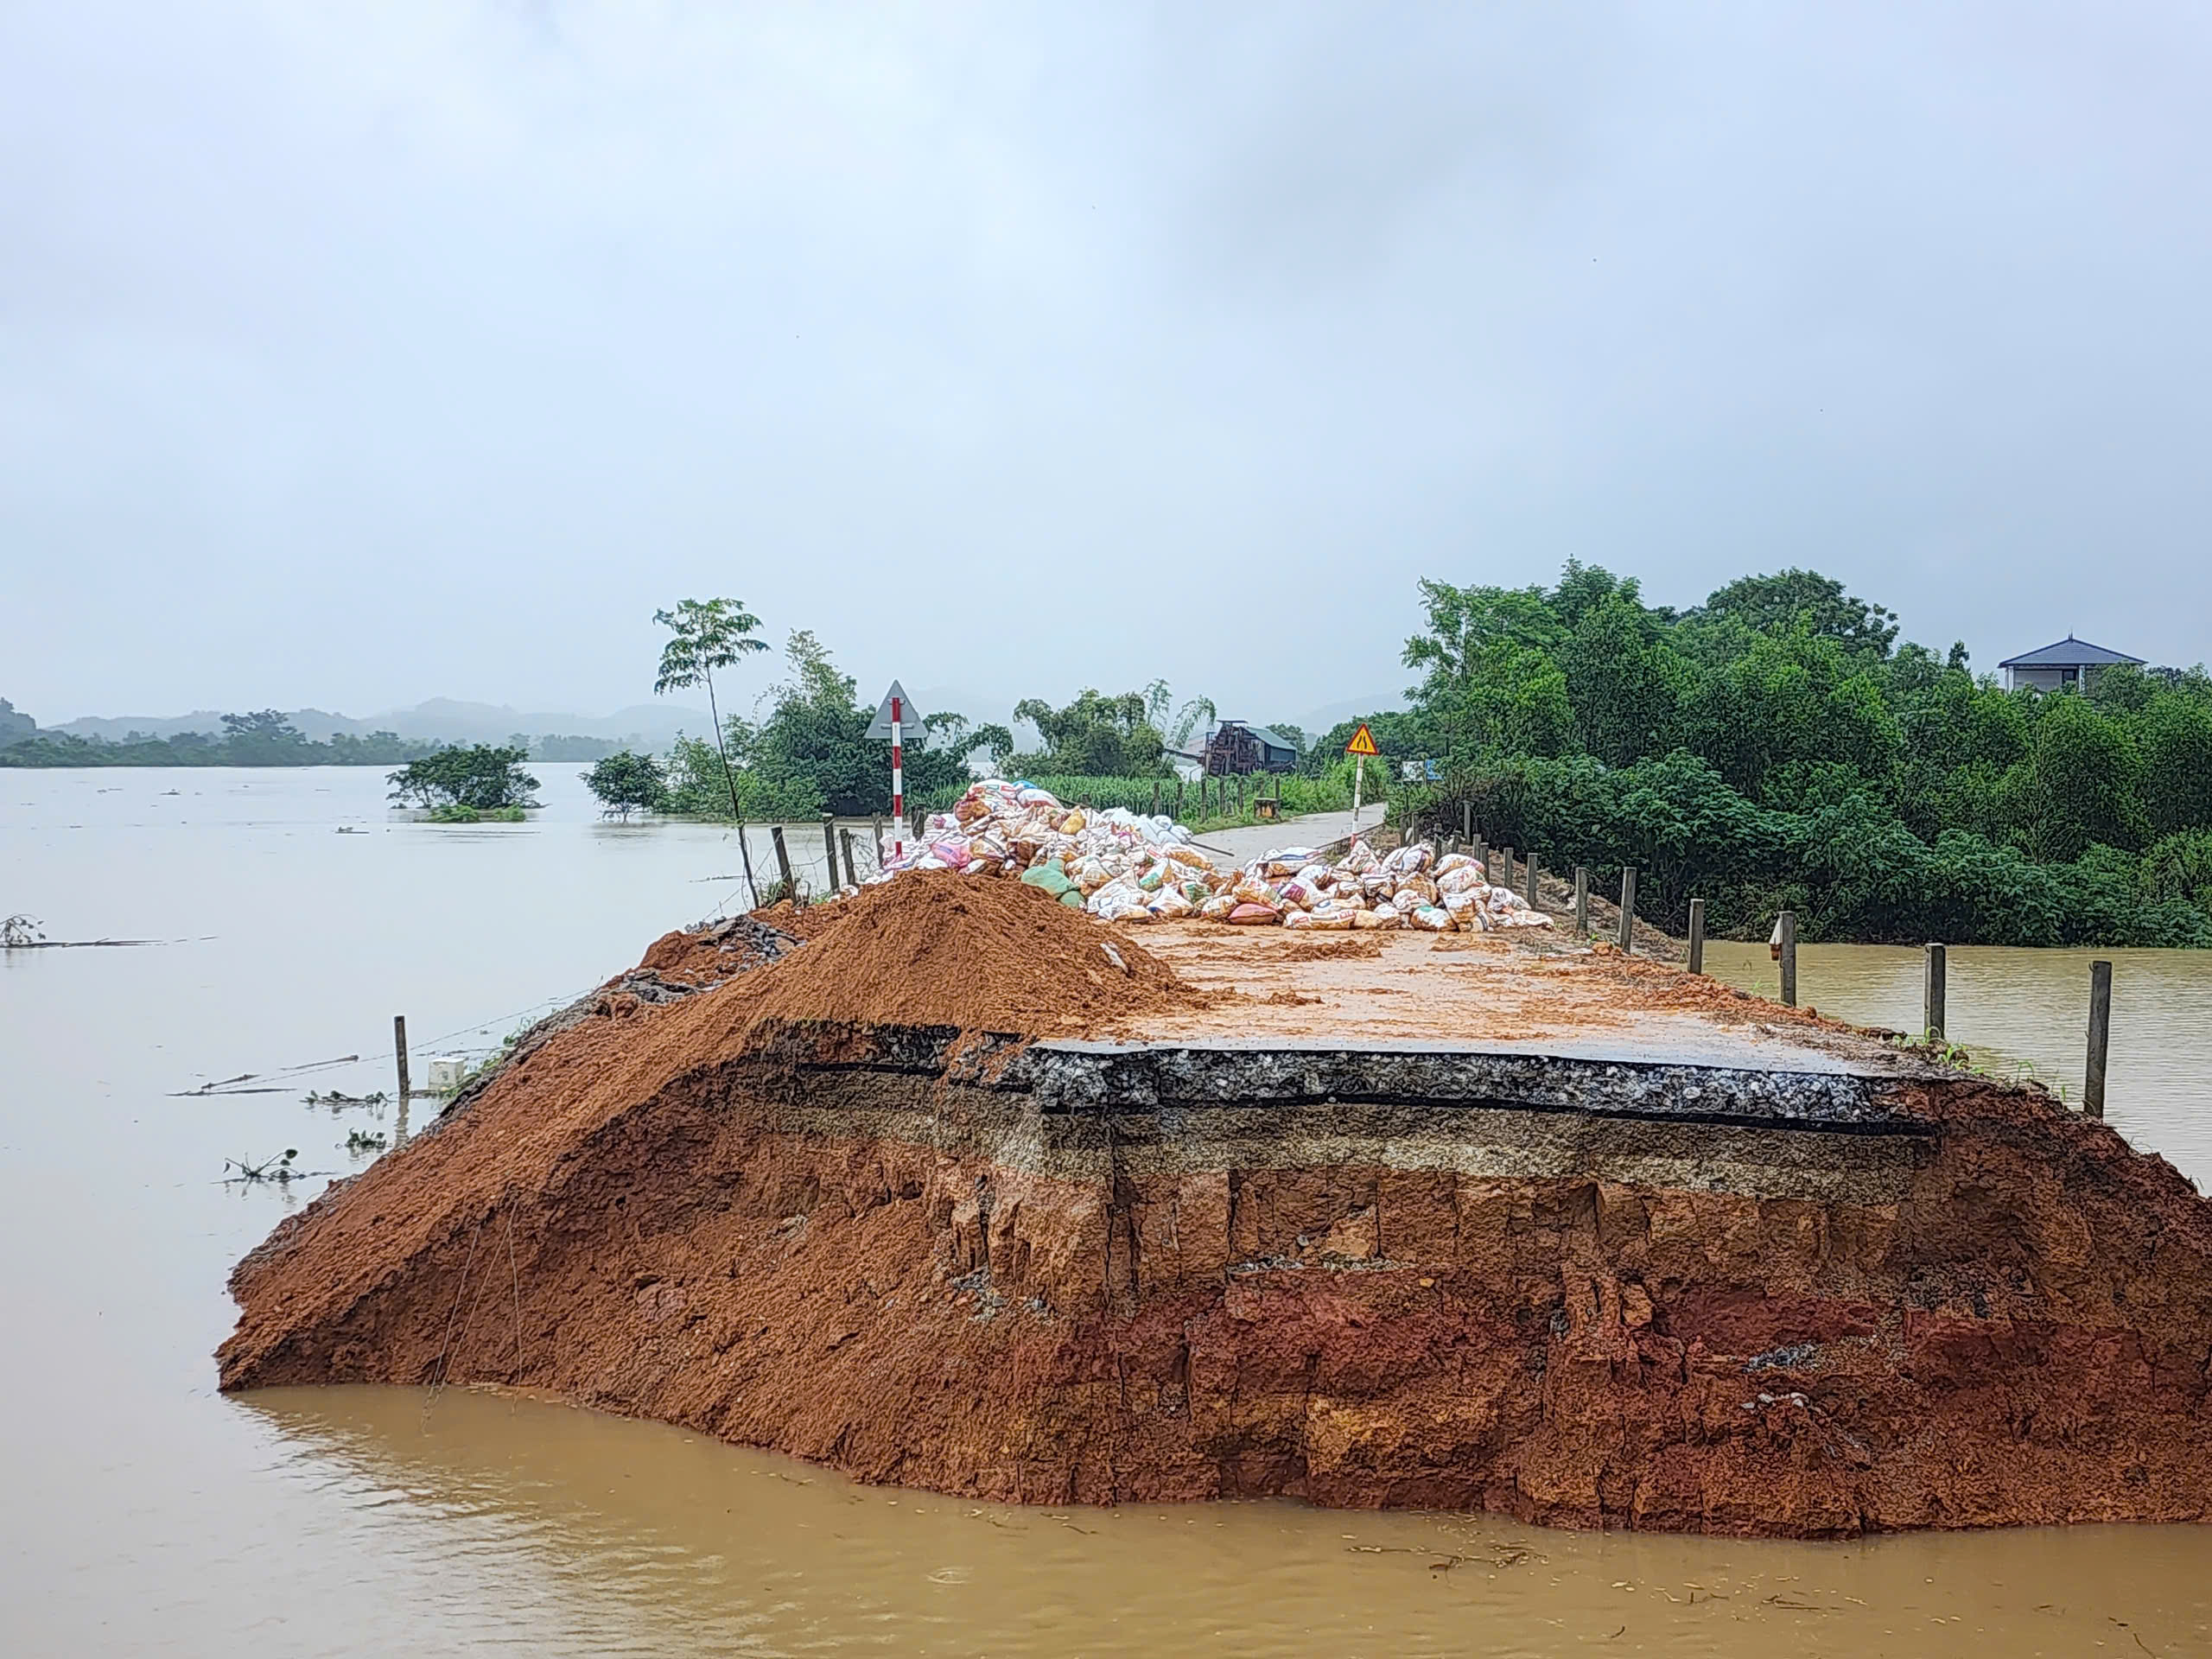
[
  {"xmin": 1344, "ymin": 722, "xmax": 1380, "ymax": 824},
  {"xmin": 891, "ymin": 696, "xmax": 905, "ymax": 861}
]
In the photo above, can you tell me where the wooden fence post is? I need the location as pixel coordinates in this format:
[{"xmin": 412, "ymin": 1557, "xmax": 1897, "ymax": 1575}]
[
  {"xmin": 2085, "ymin": 959, "xmax": 2113, "ymax": 1119},
  {"xmin": 1688, "ymin": 899, "xmax": 1706, "ymax": 975},
  {"xmin": 393, "ymin": 1014, "xmax": 410, "ymax": 1104},
  {"xmin": 769, "ymin": 824, "xmax": 797, "ymax": 899},
  {"xmin": 1501, "ymin": 846, "xmax": 1514, "ymax": 892},
  {"xmin": 841, "ymin": 826, "xmax": 861, "ymax": 884},
  {"xmin": 1574, "ymin": 867, "xmax": 1589, "ymax": 934},
  {"xmin": 1778, "ymin": 911, "xmax": 1797, "ymax": 1007},
  {"xmin": 1525, "ymin": 853, "xmax": 1539, "ymax": 910},
  {"xmin": 1618, "ymin": 868, "xmax": 1637, "ymax": 954},
  {"xmin": 1924, "ymin": 943, "xmax": 1947, "ymax": 1040},
  {"xmin": 821, "ymin": 814, "xmax": 841, "ymax": 891}
]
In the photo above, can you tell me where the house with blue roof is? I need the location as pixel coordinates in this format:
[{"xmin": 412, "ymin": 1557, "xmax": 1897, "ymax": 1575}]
[{"xmin": 1997, "ymin": 635, "xmax": 2144, "ymax": 693}]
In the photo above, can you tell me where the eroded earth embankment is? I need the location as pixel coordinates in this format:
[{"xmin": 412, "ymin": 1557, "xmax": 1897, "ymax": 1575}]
[{"xmin": 220, "ymin": 876, "xmax": 2212, "ymax": 1535}]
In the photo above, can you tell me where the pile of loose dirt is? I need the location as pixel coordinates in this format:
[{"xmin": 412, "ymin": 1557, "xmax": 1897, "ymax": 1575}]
[
  {"xmin": 635, "ymin": 915, "xmax": 797, "ymax": 986},
  {"xmin": 735, "ymin": 871, "xmax": 1200, "ymax": 1037},
  {"xmin": 748, "ymin": 899, "xmax": 845, "ymax": 942}
]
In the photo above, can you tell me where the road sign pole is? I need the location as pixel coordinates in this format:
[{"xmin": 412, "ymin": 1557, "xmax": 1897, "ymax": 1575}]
[
  {"xmin": 891, "ymin": 696, "xmax": 904, "ymax": 861},
  {"xmin": 1344, "ymin": 722, "xmax": 1379, "ymax": 825}
]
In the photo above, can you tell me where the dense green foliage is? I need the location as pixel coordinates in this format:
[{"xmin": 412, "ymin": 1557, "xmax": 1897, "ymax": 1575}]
[
  {"xmin": 584, "ymin": 750, "xmax": 670, "ymax": 818},
  {"xmin": 387, "ymin": 746, "xmax": 540, "ymax": 811},
  {"xmin": 665, "ymin": 632, "xmax": 991, "ymax": 819},
  {"xmin": 1389, "ymin": 563, "xmax": 2212, "ymax": 944},
  {"xmin": 1011, "ymin": 689, "xmax": 1171, "ymax": 777},
  {"xmin": 0, "ymin": 710, "xmax": 439, "ymax": 768}
]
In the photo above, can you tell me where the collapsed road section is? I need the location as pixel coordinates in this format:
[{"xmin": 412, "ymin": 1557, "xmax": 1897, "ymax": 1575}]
[{"xmin": 219, "ymin": 872, "xmax": 2212, "ymax": 1536}]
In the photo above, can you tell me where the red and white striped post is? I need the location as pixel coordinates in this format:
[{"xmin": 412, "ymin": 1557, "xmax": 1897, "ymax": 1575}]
[{"xmin": 890, "ymin": 696, "xmax": 905, "ymax": 861}]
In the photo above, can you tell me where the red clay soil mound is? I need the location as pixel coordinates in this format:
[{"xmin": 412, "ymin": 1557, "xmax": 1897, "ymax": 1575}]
[
  {"xmin": 634, "ymin": 915, "xmax": 796, "ymax": 987},
  {"xmin": 739, "ymin": 870, "xmax": 1198, "ymax": 1037},
  {"xmin": 749, "ymin": 898, "xmax": 844, "ymax": 941}
]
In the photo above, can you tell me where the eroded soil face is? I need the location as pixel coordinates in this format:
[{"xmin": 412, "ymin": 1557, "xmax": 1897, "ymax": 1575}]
[{"xmin": 219, "ymin": 906, "xmax": 2212, "ymax": 1536}]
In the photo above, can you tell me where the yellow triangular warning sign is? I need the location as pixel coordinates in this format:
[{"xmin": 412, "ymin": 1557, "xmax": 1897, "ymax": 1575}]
[{"xmin": 1344, "ymin": 722, "xmax": 1379, "ymax": 757}]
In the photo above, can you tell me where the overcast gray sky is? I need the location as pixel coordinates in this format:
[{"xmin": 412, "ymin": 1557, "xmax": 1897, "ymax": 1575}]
[{"xmin": 4, "ymin": 2, "xmax": 2208, "ymax": 727}]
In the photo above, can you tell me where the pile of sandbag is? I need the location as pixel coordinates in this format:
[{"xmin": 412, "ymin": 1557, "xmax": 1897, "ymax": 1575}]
[
  {"xmin": 879, "ymin": 781, "xmax": 1553, "ymax": 933},
  {"xmin": 880, "ymin": 779, "xmax": 1200, "ymax": 891},
  {"xmin": 1193, "ymin": 840, "xmax": 1555, "ymax": 932}
]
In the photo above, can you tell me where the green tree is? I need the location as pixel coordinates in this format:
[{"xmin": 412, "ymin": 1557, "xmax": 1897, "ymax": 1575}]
[
  {"xmin": 655, "ymin": 596, "xmax": 767, "ymax": 897},
  {"xmin": 585, "ymin": 751, "xmax": 669, "ymax": 819},
  {"xmin": 386, "ymin": 746, "xmax": 539, "ymax": 810},
  {"xmin": 2142, "ymin": 830, "xmax": 2212, "ymax": 916},
  {"xmin": 1681, "ymin": 626, "xmax": 1899, "ymax": 804},
  {"xmin": 1144, "ymin": 681, "xmax": 1218, "ymax": 755},
  {"xmin": 653, "ymin": 598, "xmax": 768, "ymax": 821},
  {"xmin": 1400, "ymin": 579, "xmax": 1572, "ymax": 760},
  {"xmin": 1697, "ymin": 568, "xmax": 1899, "ymax": 658},
  {"xmin": 2134, "ymin": 686, "xmax": 2212, "ymax": 837},
  {"xmin": 218, "ymin": 710, "xmax": 314, "ymax": 764},
  {"xmin": 2022, "ymin": 694, "xmax": 2145, "ymax": 860},
  {"xmin": 1012, "ymin": 689, "xmax": 1168, "ymax": 776},
  {"xmin": 1557, "ymin": 594, "xmax": 1684, "ymax": 768}
]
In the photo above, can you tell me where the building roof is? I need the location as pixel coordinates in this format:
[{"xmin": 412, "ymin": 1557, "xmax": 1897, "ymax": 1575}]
[
  {"xmin": 1241, "ymin": 725, "xmax": 1300, "ymax": 753},
  {"xmin": 1997, "ymin": 635, "xmax": 2145, "ymax": 670}
]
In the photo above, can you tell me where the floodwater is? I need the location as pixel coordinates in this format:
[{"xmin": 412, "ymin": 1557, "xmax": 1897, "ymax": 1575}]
[
  {"xmin": 1702, "ymin": 940, "xmax": 2212, "ymax": 1192},
  {"xmin": 3, "ymin": 766, "xmax": 2210, "ymax": 1656}
]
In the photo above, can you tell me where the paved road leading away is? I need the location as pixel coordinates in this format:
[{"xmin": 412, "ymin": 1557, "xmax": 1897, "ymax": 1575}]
[{"xmin": 1196, "ymin": 808, "xmax": 1377, "ymax": 871}]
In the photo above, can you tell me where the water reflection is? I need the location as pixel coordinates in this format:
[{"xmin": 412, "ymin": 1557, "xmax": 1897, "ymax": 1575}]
[{"xmin": 234, "ymin": 1387, "xmax": 2212, "ymax": 1659}]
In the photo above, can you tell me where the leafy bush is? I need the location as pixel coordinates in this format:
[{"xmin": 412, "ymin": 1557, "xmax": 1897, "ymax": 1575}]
[
  {"xmin": 387, "ymin": 746, "xmax": 539, "ymax": 811},
  {"xmin": 664, "ymin": 632, "xmax": 990, "ymax": 819},
  {"xmin": 1389, "ymin": 560, "xmax": 2212, "ymax": 946},
  {"xmin": 1414, "ymin": 749, "xmax": 2212, "ymax": 947},
  {"xmin": 585, "ymin": 750, "xmax": 670, "ymax": 818}
]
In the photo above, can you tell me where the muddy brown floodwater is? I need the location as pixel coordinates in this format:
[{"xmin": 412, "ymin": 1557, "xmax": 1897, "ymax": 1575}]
[{"xmin": 6, "ymin": 767, "xmax": 2212, "ymax": 1655}]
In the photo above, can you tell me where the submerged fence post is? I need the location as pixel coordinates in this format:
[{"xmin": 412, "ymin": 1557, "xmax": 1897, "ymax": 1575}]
[
  {"xmin": 1924, "ymin": 943, "xmax": 1947, "ymax": 1040},
  {"xmin": 392, "ymin": 1014, "xmax": 410, "ymax": 1103},
  {"xmin": 1687, "ymin": 899, "xmax": 1706, "ymax": 975},
  {"xmin": 822, "ymin": 814, "xmax": 841, "ymax": 891},
  {"xmin": 2085, "ymin": 959, "xmax": 2113, "ymax": 1119},
  {"xmin": 769, "ymin": 824, "xmax": 797, "ymax": 899},
  {"xmin": 1618, "ymin": 868, "xmax": 1637, "ymax": 953},
  {"xmin": 1778, "ymin": 911, "xmax": 1797, "ymax": 1007},
  {"xmin": 1574, "ymin": 867, "xmax": 1589, "ymax": 934}
]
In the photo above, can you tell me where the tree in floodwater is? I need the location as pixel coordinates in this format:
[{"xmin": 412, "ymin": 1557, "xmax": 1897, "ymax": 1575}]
[
  {"xmin": 386, "ymin": 746, "xmax": 540, "ymax": 811},
  {"xmin": 584, "ymin": 750, "xmax": 670, "ymax": 819}
]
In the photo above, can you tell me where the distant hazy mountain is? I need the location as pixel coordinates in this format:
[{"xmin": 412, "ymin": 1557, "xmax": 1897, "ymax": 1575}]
[{"xmin": 46, "ymin": 698, "xmax": 715, "ymax": 748}]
